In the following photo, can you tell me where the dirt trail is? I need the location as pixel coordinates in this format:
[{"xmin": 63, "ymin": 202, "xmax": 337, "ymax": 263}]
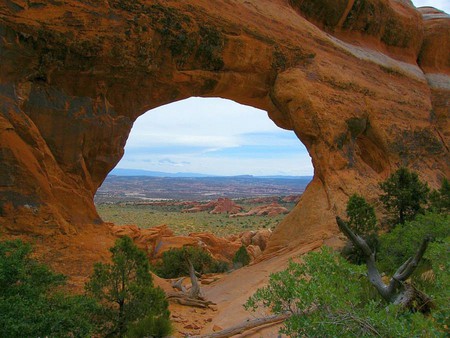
[{"xmin": 198, "ymin": 240, "xmax": 324, "ymax": 336}]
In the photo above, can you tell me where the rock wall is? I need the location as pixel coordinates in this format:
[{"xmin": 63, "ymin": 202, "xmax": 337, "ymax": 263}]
[{"xmin": 0, "ymin": 0, "xmax": 449, "ymax": 266}]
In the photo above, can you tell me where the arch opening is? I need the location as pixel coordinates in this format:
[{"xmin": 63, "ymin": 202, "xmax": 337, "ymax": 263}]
[{"xmin": 95, "ymin": 97, "xmax": 314, "ymax": 237}]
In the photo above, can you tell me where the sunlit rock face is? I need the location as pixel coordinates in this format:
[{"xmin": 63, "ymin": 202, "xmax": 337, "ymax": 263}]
[{"xmin": 0, "ymin": 0, "xmax": 448, "ymax": 269}]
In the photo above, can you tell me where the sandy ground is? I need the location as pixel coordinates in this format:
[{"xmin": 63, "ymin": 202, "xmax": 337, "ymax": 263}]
[{"xmin": 168, "ymin": 239, "xmax": 327, "ymax": 337}]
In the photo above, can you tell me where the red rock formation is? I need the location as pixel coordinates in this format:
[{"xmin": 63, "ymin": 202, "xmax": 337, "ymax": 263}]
[
  {"xmin": 182, "ymin": 201, "xmax": 217, "ymax": 213},
  {"xmin": 417, "ymin": 7, "xmax": 450, "ymax": 157},
  {"xmin": 210, "ymin": 198, "xmax": 243, "ymax": 214},
  {"xmin": 110, "ymin": 223, "xmax": 258, "ymax": 262},
  {"xmin": 182, "ymin": 198, "xmax": 243, "ymax": 214},
  {"xmin": 0, "ymin": 0, "xmax": 449, "ymax": 277},
  {"xmin": 232, "ymin": 202, "xmax": 289, "ymax": 217},
  {"xmin": 282, "ymin": 195, "xmax": 301, "ymax": 203},
  {"xmin": 189, "ymin": 232, "xmax": 241, "ymax": 262},
  {"xmin": 246, "ymin": 196, "xmax": 279, "ymax": 204},
  {"xmin": 246, "ymin": 244, "xmax": 262, "ymax": 261},
  {"xmin": 251, "ymin": 229, "xmax": 272, "ymax": 251},
  {"xmin": 110, "ymin": 223, "xmax": 271, "ymax": 264},
  {"xmin": 237, "ymin": 231, "xmax": 255, "ymax": 247}
]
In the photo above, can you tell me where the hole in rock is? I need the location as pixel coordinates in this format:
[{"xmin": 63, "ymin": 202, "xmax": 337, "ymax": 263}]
[{"xmin": 95, "ymin": 97, "xmax": 313, "ymax": 237}]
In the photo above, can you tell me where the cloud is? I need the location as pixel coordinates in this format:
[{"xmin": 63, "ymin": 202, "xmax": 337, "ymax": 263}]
[
  {"xmin": 117, "ymin": 97, "xmax": 313, "ymax": 176},
  {"xmin": 126, "ymin": 133, "xmax": 241, "ymax": 149},
  {"xmin": 158, "ymin": 158, "xmax": 190, "ymax": 167}
]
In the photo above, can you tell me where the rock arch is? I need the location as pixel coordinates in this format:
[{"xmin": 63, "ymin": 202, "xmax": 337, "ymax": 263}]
[{"xmin": 0, "ymin": 1, "xmax": 448, "ymax": 262}]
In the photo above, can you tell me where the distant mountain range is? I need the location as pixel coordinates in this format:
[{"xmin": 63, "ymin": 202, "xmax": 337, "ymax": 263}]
[{"xmin": 109, "ymin": 168, "xmax": 312, "ymax": 179}]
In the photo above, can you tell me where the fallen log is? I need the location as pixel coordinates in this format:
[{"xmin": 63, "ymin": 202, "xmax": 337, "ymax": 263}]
[
  {"xmin": 192, "ymin": 312, "xmax": 291, "ymax": 338},
  {"xmin": 167, "ymin": 292, "xmax": 216, "ymax": 308}
]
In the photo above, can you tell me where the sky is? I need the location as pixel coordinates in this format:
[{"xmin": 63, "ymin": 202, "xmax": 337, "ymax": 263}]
[
  {"xmin": 117, "ymin": 98, "xmax": 313, "ymax": 176},
  {"xmin": 116, "ymin": 1, "xmax": 447, "ymax": 177},
  {"xmin": 411, "ymin": 0, "xmax": 450, "ymax": 13}
]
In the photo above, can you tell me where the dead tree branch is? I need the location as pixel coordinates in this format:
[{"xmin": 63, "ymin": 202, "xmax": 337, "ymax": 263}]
[
  {"xmin": 192, "ymin": 312, "xmax": 291, "ymax": 338},
  {"xmin": 187, "ymin": 257, "xmax": 202, "ymax": 299},
  {"xmin": 166, "ymin": 292, "xmax": 216, "ymax": 308},
  {"xmin": 171, "ymin": 277, "xmax": 187, "ymax": 293},
  {"xmin": 336, "ymin": 216, "xmax": 431, "ymax": 309}
]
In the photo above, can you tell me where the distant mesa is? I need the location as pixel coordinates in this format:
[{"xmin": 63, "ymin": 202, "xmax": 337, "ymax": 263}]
[
  {"xmin": 231, "ymin": 202, "xmax": 289, "ymax": 217},
  {"xmin": 182, "ymin": 198, "xmax": 243, "ymax": 214},
  {"xmin": 109, "ymin": 168, "xmax": 310, "ymax": 179},
  {"xmin": 246, "ymin": 195, "xmax": 301, "ymax": 204}
]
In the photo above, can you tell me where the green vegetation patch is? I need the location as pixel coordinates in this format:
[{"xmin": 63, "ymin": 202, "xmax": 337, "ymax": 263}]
[
  {"xmin": 233, "ymin": 245, "xmax": 251, "ymax": 268},
  {"xmin": 377, "ymin": 212, "xmax": 450, "ymax": 275},
  {"xmin": 153, "ymin": 246, "xmax": 228, "ymax": 278},
  {"xmin": 148, "ymin": 4, "xmax": 224, "ymax": 70},
  {"xmin": 343, "ymin": 0, "xmax": 417, "ymax": 48},
  {"xmin": 246, "ymin": 245, "xmax": 448, "ymax": 336},
  {"xmin": 96, "ymin": 201, "xmax": 293, "ymax": 236},
  {"xmin": 0, "ymin": 240, "xmax": 99, "ymax": 337},
  {"xmin": 289, "ymin": 0, "xmax": 349, "ymax": 29},
  {"xmin": 346, "ymin": 117, "xmax": 368, "ymax": 139}
]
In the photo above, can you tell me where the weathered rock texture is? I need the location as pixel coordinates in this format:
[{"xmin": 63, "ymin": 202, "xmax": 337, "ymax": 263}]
[
  {"xmin": 110, "ymin": 223, "xmax": 269, "ymax": 262},
  {"xmin": 0, "ymin": 1, "xmax": 449, "ymax": 272},
  {"xmin": 182, "ymin": 197, "xmax": 243, "ymax": 214},
  {"xmin": 231, "ymin": 202, "xmax": 289, "ymax": 217}
]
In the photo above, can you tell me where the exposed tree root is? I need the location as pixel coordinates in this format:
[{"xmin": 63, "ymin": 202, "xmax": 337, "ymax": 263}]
[
  {"xmin": 192, "ymin": 312, "xmax": 291, "ymax": 338},
  {"xmin": 166, "ymin": 292, "xmax": 216, "ymax": 309}
]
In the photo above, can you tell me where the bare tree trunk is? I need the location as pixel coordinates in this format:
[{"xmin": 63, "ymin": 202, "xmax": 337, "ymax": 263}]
[
  {"xmin": 192, "ymin": 313, "xmax": 291, "ymax": 338},
  {"xmin": 172, "ymin": 277, "xmax": 187, "ymax": 293},
  {"xmin": 166, "ymin": 292, "xmax": 216, "ymax": 308},
  {"xmin": 187, "ymin": 257, "xmax": 202, "ymax": 299},
  {"xmin": 336, "ymin": 217, "xmax": 432, "ymax": 311}
]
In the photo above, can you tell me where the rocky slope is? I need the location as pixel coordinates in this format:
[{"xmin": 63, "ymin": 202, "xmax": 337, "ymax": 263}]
[{"xmin": 0, "ymin": 0, "xmax": 449, "ymax": 275}]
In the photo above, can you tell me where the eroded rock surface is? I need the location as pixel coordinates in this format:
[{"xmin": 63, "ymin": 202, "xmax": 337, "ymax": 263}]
[
  {"xmin": 182, "ymin": 197, "xmax": 243, "ymax": 214},
  {"xmin": 0, "ymin": 1, "xmax": 449, "ymax": 274},
  {"xmin": 231, "ymin": 202, "xmax": 289, "ymax": 217},
  {"xmin": 110, "ymin": 223, "xmax": 269, "ymax": 263}
]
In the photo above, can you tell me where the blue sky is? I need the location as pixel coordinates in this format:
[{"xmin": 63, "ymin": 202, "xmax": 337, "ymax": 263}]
[
  {"xmin": 116, "ymin": 1, "xmax": 448, "ymax": 177},
  {"xmin": 118, "ymin": 97, "xmax": 313, "ymax": 176}
]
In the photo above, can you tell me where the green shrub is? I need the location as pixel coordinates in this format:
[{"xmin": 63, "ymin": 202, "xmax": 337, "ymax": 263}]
[
  {"xmin": 126, "ymin": 315, "xmax": 173, "ymax": 338},
  {"xmin": 0, "ymin": 240, "xmax": 99, "ymax": 337},
  {"xmin": 422, "ymin": 237, "xmax": 450, "ymax": 329},
  {"xmin": 232, "ymin": 245, "xmax": 251, "ymax": 268},
  {"xmin": 341, "ymin": 194, "xmax": 378, "ymax": 264},
  {"xmin": 86, "ymin": 236, "xmax": 170, "ymax": 337},
  {"xmin": 245, "ymin": 247, "xmax": 446, "ymax": 337},
  {"xmin": 379, "ymin": 167, "xmax": 429, "ymax": 225},
  {"xmin": 429, "ymin": 178, "xmax": 450, "ymax": 214},
  {"xmin": 377, "ymin": 212, "xmax": 450, "ymax": 275},
  {"xmin": 153, "ymin": 246, "xmax": 224, "ymax": 278},
  {"xmin": 211, "ymin": 260, "xmax": 230, "ymax": 273},
  {"xmin": 346, "ymin": 194, "xmax": 377, "ymax": 235}
]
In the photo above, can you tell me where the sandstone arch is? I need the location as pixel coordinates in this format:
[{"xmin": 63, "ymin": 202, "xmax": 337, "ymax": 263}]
[{"xmin": 0, "ymin": 1, "xmax": 449, "ymax": 267}]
